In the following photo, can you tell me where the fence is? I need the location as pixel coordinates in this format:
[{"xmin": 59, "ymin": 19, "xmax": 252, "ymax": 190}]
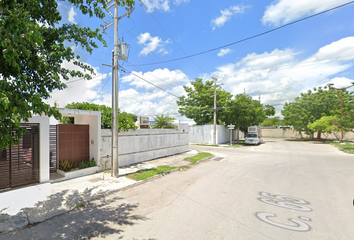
[
  {"xmin": 0, "ymin": 124, "xmax": 40, "ymax": 191},
  {"xmin": 100, "ymin": 124, "xmax": 189, "ymax": 168},
  {"xmin": 262, "ymin": 128, "xmax": 354, "ymax": 139},
  {"xmin": 189, "ymin": 125, "xmax": 243, "ymax": 144}
]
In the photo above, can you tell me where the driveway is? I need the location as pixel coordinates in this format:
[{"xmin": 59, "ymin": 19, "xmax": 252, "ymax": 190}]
[{"xmin": 1, "ymin": 139, "xmax": 354, "ymax": 239}]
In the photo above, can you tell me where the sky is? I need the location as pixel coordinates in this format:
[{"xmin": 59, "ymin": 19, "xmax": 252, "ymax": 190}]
[{"xmin": 48, "ymin": 0, "xmax": 354, "ymax": 124}]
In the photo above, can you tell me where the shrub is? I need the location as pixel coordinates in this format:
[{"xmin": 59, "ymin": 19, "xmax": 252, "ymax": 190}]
[
  {"xmin": 78, "ymin": 159, "xmax": 96, "ymax": 169},
  {"xmin": 78, "ymin": 161, "xmax": 89, "ymax": 169},
  {"xmin": 59, "ymin": 160, "xmax": 76, "ymax": 172},
  {"xmin": 89, "ymin": 159, "xmax": 96, "ymax": 167}
]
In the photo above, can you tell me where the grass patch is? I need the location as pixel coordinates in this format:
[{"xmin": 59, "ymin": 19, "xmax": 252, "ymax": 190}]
[
  {"xmin": 126, "ymin": 165, "xmax": 177, "ymax": 181},
  {"xmin": 184, "ymin": 152, "xmax": 213, "ymax": 164},
  {"xmin": 195, "ymin": 144, "xmax": 220, "ymax": 147},
  {"xmin": 330, "ymin": 141, "xmax": 354, "ymax": 154},
  {"xmin": 232, "ymin": 140, "xmax": 245, "ymax": 147},
  {"xmin": 126, "ymin": 152, "xmax": 213, "ymax": 181}
]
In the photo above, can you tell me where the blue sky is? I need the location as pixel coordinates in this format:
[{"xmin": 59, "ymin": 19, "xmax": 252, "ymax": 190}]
[{"xmin": 48, "ymin": 0, "xmax": 354, "ymax": 123}]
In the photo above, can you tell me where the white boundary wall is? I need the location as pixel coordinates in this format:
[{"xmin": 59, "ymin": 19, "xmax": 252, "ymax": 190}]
[
  {"xmin": 262, "ymin": 128, "xmax": 354, "ymax": 139},
  {"xmin": 26, "ymin": 116, "xmax": 50, "ymax": 183},
  {"xmin": 100, "ymin": 124, "xmax": 189, "ymax": 168},
  {"xmin": 189, "ymin": 124, "xmax": 244, "ymax": 144}
]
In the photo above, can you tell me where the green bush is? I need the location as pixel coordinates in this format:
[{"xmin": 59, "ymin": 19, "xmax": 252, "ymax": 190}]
[
  {"xmin": 89, "ymin": 159, "xmax": 96, "ymax": 167},
  {"xmin": 78, "ymin": 161, "xmax": 89, "ymax": 169},
  {"xmin": 78, "ymin": 159, "xmax": 96, "ymax": 169},
  {"xmin": 59, "ymin": 160, "xmax": 76, "ymax": 172}
]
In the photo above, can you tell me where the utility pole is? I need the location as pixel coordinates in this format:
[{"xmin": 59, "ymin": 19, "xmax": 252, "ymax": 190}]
[
  {"xmin": 327, "ymin": 82, "xmax": 354, "ymax": 141},
  {"xmin": 101, "ymin": 1, "xmax": 134, "ymax": 177},
  {"xmin": 212, "ymin": 77, "xmax": 217, "ymax": 145}
]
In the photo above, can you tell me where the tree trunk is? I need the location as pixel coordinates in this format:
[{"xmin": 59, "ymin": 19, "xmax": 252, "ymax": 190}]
[{"xmin": 317, "ymin": 131, "xmax": 322, "ymax": 140}]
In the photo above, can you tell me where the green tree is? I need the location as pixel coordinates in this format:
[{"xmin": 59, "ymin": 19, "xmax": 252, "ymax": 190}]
[
  {"xmin": 282, "ymin": 86, "xmax": 354, "ymax": 139},
  {"xmin": 307, "ymin": 116, "xmax": 341, "ymax": 140},
  {"xmin": 177, "ymin": 78, "xmax": 232, "ymax": 125},
  {"xmin": 62, "ymin": 102, "xmax": 137, "ymax": 131},
  {"xmin": 221, "ymin": 94, "xmax": 275, "ymax": 142},
  {"xmin": 151, "ymin": 115, "xmax": 177, "ymax": 129},
  {"xmin": 261, "ymin": 117, "xmax": 282, "ymax": 127},
  {"xmin": 0, "ymin": 0, "xmax": 135, "ymax": 150}
]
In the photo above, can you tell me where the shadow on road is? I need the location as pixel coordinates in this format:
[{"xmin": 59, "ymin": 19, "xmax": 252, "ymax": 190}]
[
  {"xmin": 284, "ymin": 139, "xmax": 328, "ymax": 144},
  {"xmin": 0, "ymin": 187, "xmax": 147, "ymax": 240}
]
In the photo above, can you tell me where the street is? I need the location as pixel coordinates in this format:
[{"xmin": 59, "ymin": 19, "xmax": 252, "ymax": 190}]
[{"xmin": 2, "ymin": 139, "xmax": 354, "ymax": 239}]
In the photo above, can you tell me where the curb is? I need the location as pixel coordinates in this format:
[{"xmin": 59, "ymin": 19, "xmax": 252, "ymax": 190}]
[
  {"xmin": 117, "ymin": 155, "xmax": 214, "ymax": 193},
  {"xmin": 0, "ymin": 155, "xmax": 214, "ymax": 234}
]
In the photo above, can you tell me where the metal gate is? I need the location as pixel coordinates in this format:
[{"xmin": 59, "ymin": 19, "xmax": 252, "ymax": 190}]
[
  {"xmin": 0, "ymin": 124, "xmax": 40, "ymax": 191},
  {"xmin": 49, "ymin": 125, "xmax": 58, "ymax": 173}
]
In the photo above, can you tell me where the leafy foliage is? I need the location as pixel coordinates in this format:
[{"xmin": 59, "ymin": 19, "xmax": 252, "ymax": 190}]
[
  {"xmin": 282, "ymin": 86, "xmax": 354, "ymax": 138},
  {"xmin": 177, "ymin": 78, "xmax": 232, "ymax": 125},
  {"xmin": 0, "ymin": 0, "xmax": 135, "ymax": 150},
  {"xmin": 59, "ymin": 160, "xmax": 76, "ymax": 172},
  {"xmin": 151, "ymin": 114, "xmax": 177, "ymax": 129},
  {"xmin": 307, "ymin": 116, "xmax": 341, "ymax": 140},
  {"xmin": 221, "ymin": 94, "xmax": 275, "ymax": 133},
  {"xmin": 177, "ymin": 79, "xmax": 275, "ymax": 134},
  {"xmin": 78, "ymin": 159, "xmax": 96, "ymax": 169},
  {"xmin": 62, "ymin": 102, "xmax": 137, "ymax": 131},
  {"xmin": 261, "ymin": 117, "xmax": 282, "ymax": 127}
]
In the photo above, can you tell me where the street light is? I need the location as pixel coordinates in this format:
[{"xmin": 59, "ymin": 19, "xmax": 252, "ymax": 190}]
[{"xmin": 327, "ymin": 82, "xmax": 354, "ymax": 140}]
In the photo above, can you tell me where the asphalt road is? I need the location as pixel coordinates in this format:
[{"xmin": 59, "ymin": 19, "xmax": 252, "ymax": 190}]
[{"xmin": 2, "ymin": 139, "xmax": 354, "ymax": 239}]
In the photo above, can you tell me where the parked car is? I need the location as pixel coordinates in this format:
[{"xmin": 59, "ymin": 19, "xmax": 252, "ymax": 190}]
[{"xmin": 245, "ymin": 133, "xmax": 263, "ymax": 145}]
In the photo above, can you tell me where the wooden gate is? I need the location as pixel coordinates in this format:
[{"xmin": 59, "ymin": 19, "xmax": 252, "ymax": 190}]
[
  {"xmin": 58, "ymin": 124, "xmax": 89, "ymax": 164},
  {"xmin": 0, "ymin": 124, "xmax": 40, "ymax": 191}
]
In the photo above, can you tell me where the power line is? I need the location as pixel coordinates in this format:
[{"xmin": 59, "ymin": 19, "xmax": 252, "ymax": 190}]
[
  {"xmin": 126, "ymin": 61, "xmax": 179, "ymax": 89},
  {"xmin": 135, "ymin": 0, "xmax": 354, "ymax": 66},
  {"xmin": 89, "ymin": 74, "xmax": 112, "ymax": 103},
  {"xmin": 120, "ymin": 66, "xmax": 181, "ymax": 98},
  {"xmin": 138, "ymin": 0, "xmax": 207, "ymax": 73},
  {"xmin": 65, "ymin": 70, "xmax": 111, "ymax": 84}
]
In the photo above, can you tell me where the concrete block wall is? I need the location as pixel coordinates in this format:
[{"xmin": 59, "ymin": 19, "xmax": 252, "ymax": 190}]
[
  {"xmin": 189, "ymin": 124, "xmax": 242, "ymax": 144},
  {"xmin": 100, "ymin": 128, "xmax": 189, "ymax": 168},
  {"xmin": 261, "ymin": 128, "xmax": 354, "ymax": 139}
]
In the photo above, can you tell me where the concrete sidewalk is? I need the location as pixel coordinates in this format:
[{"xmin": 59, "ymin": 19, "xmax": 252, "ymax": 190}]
[{"xmin": 0, "ymin": 150, "xmax": 202, "ymax": 233}]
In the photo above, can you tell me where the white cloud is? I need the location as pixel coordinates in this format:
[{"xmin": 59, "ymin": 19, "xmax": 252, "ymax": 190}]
[
  {"xmin": 142, "ymin": 0, "xmax": 190, "ymax": 12},
  {"xmin": 262, "ymin": 0, "xmax": 350, "ymax": 26},
  {"xmin": 212, "ymin": 36, "xmax": 354, "ymax": 115},
  {"xmin": 211, "ymin": 4, "xmax": 250, "ymax": 30},
  {"xmin": 217, "ymin": 48, "xmax": 233, "ymax": 57},
  {"xmin": 121, "ymin": 68, "xmax": 189, "ymax": 91},
  {"xmin": 137, "ymin": 32, "xmax": 170, "ymax": 56},
  {"xmin": 68, "ymin": 7, "xmax": 77, "ymax": 23},
  {"xmin": 173, "ymin": 0, "xmax": 190, "ymax": 5},
  {"xmin": 326, "ymin": 77, "xmax": 354, "ymax": 88},
  {"xmin": 93, "ymin": 85, "xmax": 188, "ymax": 121},
  {"xmin": 143, "ymin": 0, "xmax": 170, "ymax": 12},
  {"xmin": 47, "ymin": 60, "xmax": 107, "ymax": 108},
  {"xmin": 314, "ymin": 36, "xmax": 354, "ymax": 61}
]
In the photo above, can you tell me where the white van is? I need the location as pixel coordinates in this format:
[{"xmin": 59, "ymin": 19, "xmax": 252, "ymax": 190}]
[{"xmin": 245, "ymin": 133, "xmax": 263, "ymax": 145}]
